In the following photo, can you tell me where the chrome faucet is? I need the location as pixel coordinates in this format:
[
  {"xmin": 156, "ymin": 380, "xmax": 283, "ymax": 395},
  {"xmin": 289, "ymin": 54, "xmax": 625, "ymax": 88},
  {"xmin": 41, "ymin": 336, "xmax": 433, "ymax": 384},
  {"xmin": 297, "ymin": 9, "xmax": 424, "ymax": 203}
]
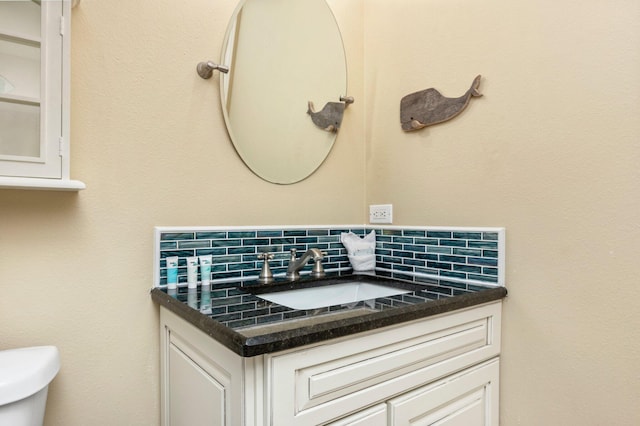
[{"xmin": 286, "ymin": 248, "xmax": 325, "ymax": 281}]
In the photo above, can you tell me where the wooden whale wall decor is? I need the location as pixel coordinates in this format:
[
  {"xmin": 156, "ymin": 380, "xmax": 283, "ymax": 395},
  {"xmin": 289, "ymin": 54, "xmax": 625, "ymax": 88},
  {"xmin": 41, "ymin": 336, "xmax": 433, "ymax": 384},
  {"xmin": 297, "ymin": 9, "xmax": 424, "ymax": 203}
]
[
  {"xmin": 307, "ymin": 101, "xmax": 345, "ymax": 132},
  {"xmin": 400, "ymin": 75, "xmax": 482, "ymax": 131}
]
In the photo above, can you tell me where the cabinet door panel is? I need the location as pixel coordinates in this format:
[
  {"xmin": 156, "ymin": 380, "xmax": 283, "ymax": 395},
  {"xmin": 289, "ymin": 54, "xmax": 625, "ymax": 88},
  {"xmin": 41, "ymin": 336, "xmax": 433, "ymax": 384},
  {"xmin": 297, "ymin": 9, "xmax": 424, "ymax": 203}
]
[
  {"xmin": 168, "ymin": 343, "xmax": 225, "ymax": 426},
  {"xmin": 0, "ymin": 38, "xmax": 41, "ymax": 100},
  {"xmin": 0, "ymin": 100, "xmax": 40, "ymax": 157},
  {"xmin": 0, "ymin": 1, "xmax": 41, "ymax": 40},
  {"xmin": 0, "ymin": 0, "xmax": 64, "ymax": 180},
  {"xmin": 388, "ymin": 359, "xmax": 499, "ymax": 426},
  {"xmin": 161, "ymin": 309, "xmax": 244, "ymax": 426}
]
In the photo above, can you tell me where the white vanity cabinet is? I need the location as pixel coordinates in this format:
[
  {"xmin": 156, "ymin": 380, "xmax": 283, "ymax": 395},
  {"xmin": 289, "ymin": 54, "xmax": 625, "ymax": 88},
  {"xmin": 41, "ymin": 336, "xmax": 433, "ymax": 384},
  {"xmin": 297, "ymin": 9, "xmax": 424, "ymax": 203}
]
[{"xmin": 159, "ymin": 301, "xmax": 502, "ymax": 426}]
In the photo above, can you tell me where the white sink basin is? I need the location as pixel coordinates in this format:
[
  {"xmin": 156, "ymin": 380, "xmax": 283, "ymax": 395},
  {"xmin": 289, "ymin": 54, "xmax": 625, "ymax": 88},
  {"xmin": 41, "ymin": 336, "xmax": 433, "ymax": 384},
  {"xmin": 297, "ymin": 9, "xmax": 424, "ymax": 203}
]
[{"xmin": 256, "ymin": 281, "xmax": 412, "ymax": 310}]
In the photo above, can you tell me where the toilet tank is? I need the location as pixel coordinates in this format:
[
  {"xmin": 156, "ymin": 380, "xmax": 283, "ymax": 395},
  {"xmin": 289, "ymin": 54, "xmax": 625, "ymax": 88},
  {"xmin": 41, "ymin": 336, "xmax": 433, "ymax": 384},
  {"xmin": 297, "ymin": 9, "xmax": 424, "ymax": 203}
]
[{"xmin": 0, "ymin": 346, "xmax": 60, "ymax": 426}]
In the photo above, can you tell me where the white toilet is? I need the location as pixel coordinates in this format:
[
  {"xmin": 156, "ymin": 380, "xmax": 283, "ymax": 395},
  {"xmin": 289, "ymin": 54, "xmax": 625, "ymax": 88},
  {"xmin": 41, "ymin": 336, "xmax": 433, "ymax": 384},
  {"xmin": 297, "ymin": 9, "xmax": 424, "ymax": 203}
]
[{"xmin": 0, "ymin": 346, "xmax": 60, "ymax": 426}]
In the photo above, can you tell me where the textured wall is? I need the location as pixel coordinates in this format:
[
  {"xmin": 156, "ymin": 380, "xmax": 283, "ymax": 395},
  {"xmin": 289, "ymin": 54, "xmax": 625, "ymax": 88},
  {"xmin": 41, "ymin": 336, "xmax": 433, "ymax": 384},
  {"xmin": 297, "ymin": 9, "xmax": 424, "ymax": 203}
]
[{"xmin": 364, "ymin": 0, "xmax": 640, "ymax": 424}]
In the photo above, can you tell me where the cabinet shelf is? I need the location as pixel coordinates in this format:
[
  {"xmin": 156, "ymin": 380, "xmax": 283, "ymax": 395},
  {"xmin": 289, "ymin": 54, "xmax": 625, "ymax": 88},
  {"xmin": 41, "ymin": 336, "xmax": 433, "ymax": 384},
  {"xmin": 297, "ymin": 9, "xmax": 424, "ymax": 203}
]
[
  {"xmin": 0, "ymin": 176, "xmax": 86, "ymax": 191},
  {"xmin": 0, "ymin": 94, "xmax": 40, "ymax": 106},
  {"xmin": 0, "ymin": 31, "xmax": 41, "ymax": 48}
]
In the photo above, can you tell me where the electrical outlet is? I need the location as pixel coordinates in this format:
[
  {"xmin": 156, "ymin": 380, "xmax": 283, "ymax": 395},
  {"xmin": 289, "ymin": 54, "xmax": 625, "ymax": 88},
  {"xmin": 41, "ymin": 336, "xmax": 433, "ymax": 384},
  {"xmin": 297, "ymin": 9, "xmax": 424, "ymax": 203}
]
[{"xmin": 369, "ymin": 204, "xmax": 393, "ymax": 224}]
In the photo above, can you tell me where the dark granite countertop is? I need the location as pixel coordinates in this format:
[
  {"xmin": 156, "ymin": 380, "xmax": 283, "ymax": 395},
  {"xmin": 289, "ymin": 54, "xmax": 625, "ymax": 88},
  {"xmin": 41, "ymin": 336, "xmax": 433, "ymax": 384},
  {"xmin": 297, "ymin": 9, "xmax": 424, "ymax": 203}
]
[{"xmin": 150, "ymin": 273, "xmax": 507, "ymax": 357}]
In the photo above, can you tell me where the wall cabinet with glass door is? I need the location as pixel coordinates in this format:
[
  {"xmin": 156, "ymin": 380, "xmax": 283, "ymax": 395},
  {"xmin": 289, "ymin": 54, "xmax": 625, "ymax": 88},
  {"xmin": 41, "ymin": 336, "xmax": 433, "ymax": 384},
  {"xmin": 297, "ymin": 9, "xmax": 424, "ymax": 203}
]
[{"xmin": 0, "ymin": 0, "xmax": 84, "ymax": 190}]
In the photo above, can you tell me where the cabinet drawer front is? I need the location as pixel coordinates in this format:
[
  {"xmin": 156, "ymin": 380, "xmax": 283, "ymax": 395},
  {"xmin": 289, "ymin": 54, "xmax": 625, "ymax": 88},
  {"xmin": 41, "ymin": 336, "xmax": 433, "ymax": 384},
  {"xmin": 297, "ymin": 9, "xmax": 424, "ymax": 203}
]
[
  {"xmin": 387, "ymin": 358, "xmax": 500, "ymax": 426},
  {"xmin": 307, "ymin": 319, "xmax": 488, "ymax": 400},
  {"xmin": 267, "ymin": 302, "xmax": 501, "ymax": 426}
]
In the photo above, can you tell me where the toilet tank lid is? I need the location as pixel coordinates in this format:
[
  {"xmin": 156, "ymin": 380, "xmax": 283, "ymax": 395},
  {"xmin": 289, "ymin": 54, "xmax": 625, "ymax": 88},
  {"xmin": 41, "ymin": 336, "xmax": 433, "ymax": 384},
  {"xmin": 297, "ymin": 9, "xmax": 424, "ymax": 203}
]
[{"xmin": 0, "ymin": 346, "xmax": 60, "ymax": 405}]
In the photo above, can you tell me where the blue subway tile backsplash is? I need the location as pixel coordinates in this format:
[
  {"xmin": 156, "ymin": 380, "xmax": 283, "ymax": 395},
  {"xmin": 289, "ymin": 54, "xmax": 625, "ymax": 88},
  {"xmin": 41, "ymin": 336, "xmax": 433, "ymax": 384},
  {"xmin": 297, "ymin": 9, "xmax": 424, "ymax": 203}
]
[{"xmin": 155, "ymin": 225, "xmax": 505, "ymax": 287}]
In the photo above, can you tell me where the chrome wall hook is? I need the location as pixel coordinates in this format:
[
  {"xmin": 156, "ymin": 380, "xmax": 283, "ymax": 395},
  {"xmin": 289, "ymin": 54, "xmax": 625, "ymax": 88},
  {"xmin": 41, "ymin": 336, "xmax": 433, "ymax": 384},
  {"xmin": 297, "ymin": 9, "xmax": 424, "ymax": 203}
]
[{"xmin": 196, "ymin": 61, "xmax": 230, "ymax": 79}]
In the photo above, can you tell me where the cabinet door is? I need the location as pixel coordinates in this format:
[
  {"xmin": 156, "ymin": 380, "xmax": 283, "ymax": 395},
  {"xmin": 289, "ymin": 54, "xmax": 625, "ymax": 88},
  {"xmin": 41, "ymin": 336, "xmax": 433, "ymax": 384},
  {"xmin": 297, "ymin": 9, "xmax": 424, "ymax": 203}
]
[
  {"xmin": 387, "ymin": 358, "xmax": 499, "ymax": 426},
  {"xmin": 0, "ymin": 0, "xmax": 63, "ymax": 179},
  {"xmin": 160, "ymin": 308, "xmax": 245, "ymax": 426},
  {"xmin": 167, "ymin": 342, "xmax": 226, "ymax": 426}
]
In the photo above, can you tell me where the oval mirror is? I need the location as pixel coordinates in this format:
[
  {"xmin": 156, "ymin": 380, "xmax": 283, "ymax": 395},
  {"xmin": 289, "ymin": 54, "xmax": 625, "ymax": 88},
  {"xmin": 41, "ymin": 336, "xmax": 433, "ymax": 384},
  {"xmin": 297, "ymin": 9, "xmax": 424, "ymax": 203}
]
[{"xmin": 220, "ymin": 0, "xmax": 347, "ymax": 184}]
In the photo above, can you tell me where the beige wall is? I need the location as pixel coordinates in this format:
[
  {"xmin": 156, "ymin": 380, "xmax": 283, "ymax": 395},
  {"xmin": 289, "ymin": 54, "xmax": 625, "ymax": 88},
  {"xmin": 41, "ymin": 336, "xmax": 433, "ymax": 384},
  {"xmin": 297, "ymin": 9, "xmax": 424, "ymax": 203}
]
[
  {"xmin": 0, "ymin": 0, "xmax": 638, "ymax": 425},
  {"xmin": 365, "ymin": 0, "xmax": 640, "ymax": 424}
]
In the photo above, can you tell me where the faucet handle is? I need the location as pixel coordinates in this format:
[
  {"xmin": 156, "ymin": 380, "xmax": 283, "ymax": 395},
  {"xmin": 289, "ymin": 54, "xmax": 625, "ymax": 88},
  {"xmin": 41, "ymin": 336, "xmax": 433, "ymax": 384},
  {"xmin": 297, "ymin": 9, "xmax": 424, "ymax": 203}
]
[
  {"xmin": 314, "ymin": 251, "xmax": 327, "ymax": 261},
  {"xmin": 289, "ymin": 248, "xmax": 298, "ymax": 260},
  {"xmin": 311, "ymin": 252, "xmax": 327, "ymax": 278},
  {"xmin": 257, "ymin": 252, "xmax": 274, "ymax": 261},
  {"xmin": 257, "ymin": 252, "xmax": 275, "ymax": 284}
]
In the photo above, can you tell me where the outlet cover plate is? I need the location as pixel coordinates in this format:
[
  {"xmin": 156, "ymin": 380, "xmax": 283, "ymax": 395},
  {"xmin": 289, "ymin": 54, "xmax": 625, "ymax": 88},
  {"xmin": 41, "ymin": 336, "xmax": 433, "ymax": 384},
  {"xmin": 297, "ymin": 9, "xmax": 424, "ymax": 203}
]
[{"xmin": 369, "ymin": 204, "xmax": 393, "ymax": 224}]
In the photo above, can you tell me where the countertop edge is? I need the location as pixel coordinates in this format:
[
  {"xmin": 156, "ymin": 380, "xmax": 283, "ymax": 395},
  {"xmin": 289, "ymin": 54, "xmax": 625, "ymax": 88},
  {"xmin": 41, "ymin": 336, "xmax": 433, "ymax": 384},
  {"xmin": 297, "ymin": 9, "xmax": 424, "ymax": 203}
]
[{"xmin": 151, "ymin": 285, "xmax": 507, "ymax": 357}]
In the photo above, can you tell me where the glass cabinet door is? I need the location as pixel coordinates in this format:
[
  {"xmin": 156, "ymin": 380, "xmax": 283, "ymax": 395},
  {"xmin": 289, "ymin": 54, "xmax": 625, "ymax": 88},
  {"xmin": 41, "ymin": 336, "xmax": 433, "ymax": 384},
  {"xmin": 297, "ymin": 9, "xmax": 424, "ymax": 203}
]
[
  {"xmin": 0, "ymin": 0, "xmax": 70, "ymax": 183},
  {"xmin": 0, "ymin": 1, "xmax": 42, "ymax": 161},
  {"xmin": 0, "ymin": 0, "xmax": 83, "ymax": 190}
]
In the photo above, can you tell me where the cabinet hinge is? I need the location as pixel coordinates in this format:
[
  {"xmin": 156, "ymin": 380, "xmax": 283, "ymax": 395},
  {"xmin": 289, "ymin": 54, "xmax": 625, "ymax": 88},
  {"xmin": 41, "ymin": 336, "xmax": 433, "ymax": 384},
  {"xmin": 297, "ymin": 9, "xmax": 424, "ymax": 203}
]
[
  {"xmin": 60, "ymin": 16, "xmax": 65, "ymax": 36},
  {"xmin": 58, "ymin": 137, "xmax": 64, "ymax": 157}
]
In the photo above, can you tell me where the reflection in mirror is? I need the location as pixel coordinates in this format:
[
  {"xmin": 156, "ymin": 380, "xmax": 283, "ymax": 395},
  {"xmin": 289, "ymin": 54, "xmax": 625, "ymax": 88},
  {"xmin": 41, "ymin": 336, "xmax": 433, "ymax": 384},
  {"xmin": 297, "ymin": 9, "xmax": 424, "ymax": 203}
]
[{"xmin": 220, "ymin": 0, "xmax": 347, "ymax": 184}]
